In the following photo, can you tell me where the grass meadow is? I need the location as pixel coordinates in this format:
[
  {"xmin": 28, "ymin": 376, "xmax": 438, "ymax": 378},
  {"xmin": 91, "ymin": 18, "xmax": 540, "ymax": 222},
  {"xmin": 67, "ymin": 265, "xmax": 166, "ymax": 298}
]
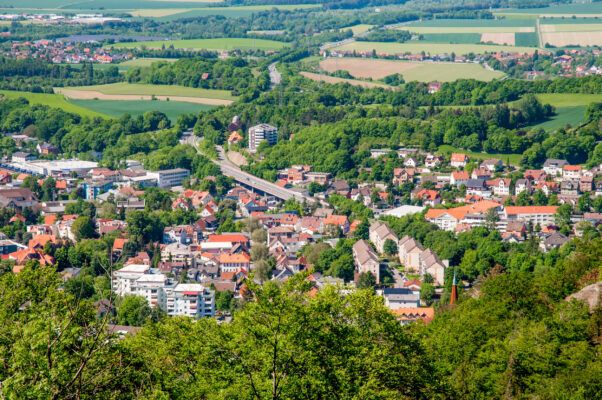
[
  {"xmin": 68, "ymin": 99, "xmax": 213, "ymax": 122},
  {"xmin": 111, "ymin": 38, "xmax": 286, "ymax": 51},
  {"xmin": 65, "ymin": 82, "xmax": 237, "ymax": 100},
  {"xmin": 334, "ymin": 41, "xmax": 537, "ymax": 55},
  {"xmin": 0, "ymin": 90, "xmax": 108, "ymax": 118}
]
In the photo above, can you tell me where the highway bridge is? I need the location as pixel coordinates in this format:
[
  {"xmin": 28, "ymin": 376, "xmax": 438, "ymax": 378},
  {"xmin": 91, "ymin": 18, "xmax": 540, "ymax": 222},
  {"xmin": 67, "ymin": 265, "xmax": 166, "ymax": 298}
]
[{"xmin": 181, "ymin": 132, "xmax": 316, "ymax": 204}]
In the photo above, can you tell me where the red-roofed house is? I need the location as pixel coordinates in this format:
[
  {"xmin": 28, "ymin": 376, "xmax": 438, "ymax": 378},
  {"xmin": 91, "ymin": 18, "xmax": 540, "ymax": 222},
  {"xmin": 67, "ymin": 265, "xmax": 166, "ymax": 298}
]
[
  {"xmin": 219, "ymin": 252, "xmax": 250, "ymax": 273},
  {"xmin": 113, "ymin": 238, "xmax": 128, "ymax": 255},
  {"xmin": 323, "ymin": 215, "xmax": 350, "ymax": 235},
  {"xmin": 504, "ymin": 206, "xmax": 558, "ymax": 226},
  {"xmin": 425, "ymin": 200, "xmax": 501, "ymax": 231},
  {"xmin": 414, "ymin": 189, "xmax": 440, "ymax": 206},
  {"xmin": 562, "ymin": 165, "xmax": 582, "ymax": 180},
  {"xmin": 450, "ymin": 153, "xmax": 468, "ymax": 168}
]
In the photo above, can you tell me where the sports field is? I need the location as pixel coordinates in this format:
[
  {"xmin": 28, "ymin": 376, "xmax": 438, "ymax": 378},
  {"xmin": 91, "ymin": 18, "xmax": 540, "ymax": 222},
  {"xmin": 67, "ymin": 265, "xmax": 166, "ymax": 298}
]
[
  {"xmin": 111, "ymin": 38, "xmax": 286, "ymax": 51},
  {"xmin": 319, "ymin": 58, "xmax": 504, "ymax": 82},
  {"xmin": 0, "ymin": 90, "xmax": 108, "ymax": 118},
  {"xmin": 68, "ymin": 99, "xmax": 214, "ymax": 122},
  {"xmin": 332, "ymin": 41, "xmax": 537, "ymax": 56},
  {"xmin": 299, "ymin": 72, "xmax": 392, "ymax": 89},
  {"xmin": 56, "ymin": 83, "xmax": 236, "ymax": 105}
]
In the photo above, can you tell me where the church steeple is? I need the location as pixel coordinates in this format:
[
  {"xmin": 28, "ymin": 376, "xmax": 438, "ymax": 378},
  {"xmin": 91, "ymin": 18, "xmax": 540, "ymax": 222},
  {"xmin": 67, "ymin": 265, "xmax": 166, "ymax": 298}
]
[{"xmin": 450, "ymin": 268, "xmax": 457, "ymax": 305}]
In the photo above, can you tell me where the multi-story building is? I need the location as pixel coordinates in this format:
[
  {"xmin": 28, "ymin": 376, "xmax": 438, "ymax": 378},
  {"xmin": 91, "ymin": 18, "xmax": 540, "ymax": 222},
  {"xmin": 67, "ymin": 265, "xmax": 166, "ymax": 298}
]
[
  {"xmin": 132, "ymin": 273, "xmax": 168, "ymax": 308},
  {"xmin": 161, "ymin": 283, "xmax": 215, "ymax": 318},
  {"xmin": 248, "ymin": 123, "xmax": 278, "ymax": 153},
  {"xmin": 112, "ymin": 264, "xmax": 152, "ymax": 297},
  {"xmin": 503, "ymin": 206, "xmax": 558, "ymax": 227},
  {"xmin": 112, "ymin": 265, "xmax": 215, "ymax": 318},
  {"xmin": 369, "ymin": 221, "xmax": 398, "ymax": 254},
  {"xmin": 352, "ymin": 240, "xmax": 381, "ymax": 283},
  {"xmin": 154, "ymin": 168, "xmax": 190, "ymax": 188}
]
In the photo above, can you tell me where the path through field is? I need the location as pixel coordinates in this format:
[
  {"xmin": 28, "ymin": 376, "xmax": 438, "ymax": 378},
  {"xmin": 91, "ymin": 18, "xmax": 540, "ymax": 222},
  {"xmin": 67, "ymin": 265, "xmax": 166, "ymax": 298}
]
[
  {"xmin": 55, "ymin": 88, "xmax": 234, "ymax": 106},
  {"xmin": 300, "ymin": 72, "xmax": 392, "ymax": 88}
]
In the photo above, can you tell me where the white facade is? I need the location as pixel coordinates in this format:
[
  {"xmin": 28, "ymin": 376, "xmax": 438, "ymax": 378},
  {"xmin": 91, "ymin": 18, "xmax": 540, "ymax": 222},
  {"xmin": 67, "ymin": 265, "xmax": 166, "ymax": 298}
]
[
  {"xmin": 153, "ymin": 168, "xmax": 190, "ymax": 188},
  {"xmin": 112, "ymin": 264, "xmax": 151, "ymax": 296},
  {"xmin": 248, "ymin": 124, "xmax": 278, "ymax": 153},
  {"xmin": 113, "ymin": 266, "xmax": 215, "ymax": 318},
  {"xmin": 161, "ymin": 283, "xmax": 215, "ymax": 318}
]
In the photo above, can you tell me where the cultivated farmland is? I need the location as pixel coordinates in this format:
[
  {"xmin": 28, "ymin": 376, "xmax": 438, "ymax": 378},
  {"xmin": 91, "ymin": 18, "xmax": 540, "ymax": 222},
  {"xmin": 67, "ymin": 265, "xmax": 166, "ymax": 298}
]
[
  {"xmin": 68, "ymin": 99, "xmax": 214, "ymax": 122},
  {"xmin": 481, "ymin": 32, "xmax": 515, "ymax": 45},
  {"xmin": 0, "ymin": 90, "xmax": 108, "ymax": 118},
  {"xmin": 332, "ymin": 41, "xmax": 538, "ymax": 56},
  {"xmin": 402, "ymin": 26, "xmax": 535, "ymax": 33},
  {"xmin": 111, "ymin": 38, "xmax": 286, "ymax": 51},
  {"xmin": 56, "ymin": 83, "xmax": 236, "ymax": 105},
  {"xmin": 342, "ymin": 24, "xmax": 374, "ymax": 35},
  {"xmin": 541, "ymin": 31, "xmax": 602, "ymax": 47},
  {"xmin": 299, "ymin": 72, "xmax": 392, "ymax": 89},
  {"xmin": 318, "ymin": 58, "xmax": 504, "ymax": 82}
]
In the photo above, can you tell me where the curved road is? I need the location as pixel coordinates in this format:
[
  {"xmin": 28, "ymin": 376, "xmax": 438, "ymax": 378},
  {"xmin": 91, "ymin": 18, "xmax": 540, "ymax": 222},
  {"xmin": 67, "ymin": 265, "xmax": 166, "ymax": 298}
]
[
  {"xmin": 215, "ymin": 146, "xmax": 316, "ymax": 204},
  {"xmin": 182, "ymin": 131, "xmax": 316, "ymax": 204}
]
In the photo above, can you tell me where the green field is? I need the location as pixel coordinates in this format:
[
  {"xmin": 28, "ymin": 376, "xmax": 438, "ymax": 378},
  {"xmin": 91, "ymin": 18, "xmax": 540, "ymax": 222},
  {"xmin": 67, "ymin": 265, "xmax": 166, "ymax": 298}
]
[
  {"xmin": 438, "ymin": 145, "xmax": 522, "ymax": 166},
  {"xmin": 118, "ymin": 58, "xmax": 178, "ymax": 68},
  {"xmin": 408, "ymin": 18, "xmax": 535, "ymax": 27},
  {"xmin": 419, "ymin": 33, "xmax": 481, "ymax": 44},
  {"xmin": 68, "ymin": 99, "xmax": 213, "ymax": 122},
  {"xmin": 403, "ymin": 63, "xmax": 504, "ymax": 82},
  {"xmin": 531, "ymin": 106, "xmax": 587, "ymax": 131},
  {"xmin": 148, "ymin": 4, "xmax": 320, "ymax": 20},
  {"xmin": 0, "ymin": 90, "xmax": 108, "ymax": 118},
  {"xmin": 342, "ymin": 24, "xmax": 374, "ymax": 35},
  {"xmin": 533, "ymin": 93, "xmax": 602, "ymax": 107},
  {"xmin": 511, "ymin": 94, "xmax": 602, "ymax": 131},
  {"xmin": 112, "ymin": 38, "xmax": 286, "ymax": 51},
  {"xmin": 333, "ymin": 41, "xmax": 538, "ymax": 55},
  {"xmin": 403, "ymin": 26, "xmax": 534, "ymax": 33},
  {"xmin": 499, "ymin": 4, "xmax": 602, "ymax": 15},
  {"xmin": 515, "ymin": 32, "xmax": 538, "ymax": 47},
  {"xmin": 541, "ymin": 17, "xmax": 602, "ymax": 24},
  {"xmin": 64, "ymin": 82, "xmax": 236, "ymax": 100},
  {"xmin": 66, "ymin": 58, "xmax": 177, "ymax": 72}
]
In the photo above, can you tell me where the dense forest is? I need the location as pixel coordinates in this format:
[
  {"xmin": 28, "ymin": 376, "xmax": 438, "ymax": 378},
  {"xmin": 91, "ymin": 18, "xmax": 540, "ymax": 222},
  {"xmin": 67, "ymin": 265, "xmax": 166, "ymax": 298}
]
[
  {"xmin": 125, "ymin": 57, "xmax": 269, "ymax": 95},
  {"xmin": 0, "ymin": 57, "xmax": 121, "ymax": 92}
]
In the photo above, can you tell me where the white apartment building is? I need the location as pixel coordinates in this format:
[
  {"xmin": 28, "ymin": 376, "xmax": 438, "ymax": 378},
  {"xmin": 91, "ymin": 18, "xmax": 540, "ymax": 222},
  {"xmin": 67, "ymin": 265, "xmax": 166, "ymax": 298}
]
[
  {"xmin": 503, "ymin": 206, "xmax": 558, "ymax": 226},
  {"xmin": 112, "ymin": 264, "xmax": 151, "ymax": 296},
  {"xmin": 112, "ymin": 266, "xmax": 215, "ymax": 318},
  {"xmin": 153, "ymin": 168, "xmax": 190, "ymax": 188},
  {"xmin": 161, "ymin": 283, "xmax": 215, "ymax": 319},
  {"xmin": 369, "ymin": 221, "xmax": 398, "ymax": 254},
  {"xmin": 133, "ymin": 273, "xmax": 167, "ymax": 308},
  {"xmin": 248, "ymin": 124, "xmax": 278, "ymax": 153}
]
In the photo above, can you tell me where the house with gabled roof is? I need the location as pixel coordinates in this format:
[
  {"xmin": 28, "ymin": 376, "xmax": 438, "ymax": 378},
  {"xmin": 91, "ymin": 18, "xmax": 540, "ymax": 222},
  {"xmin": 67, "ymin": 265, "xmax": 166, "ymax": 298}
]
[
  {"xmin": 369, "ymin": 221, "xmax": 398, "ymax": 254},
  {"xmin": 352, "ymin": 240, "xmax": 380, "ymax": 283}
]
